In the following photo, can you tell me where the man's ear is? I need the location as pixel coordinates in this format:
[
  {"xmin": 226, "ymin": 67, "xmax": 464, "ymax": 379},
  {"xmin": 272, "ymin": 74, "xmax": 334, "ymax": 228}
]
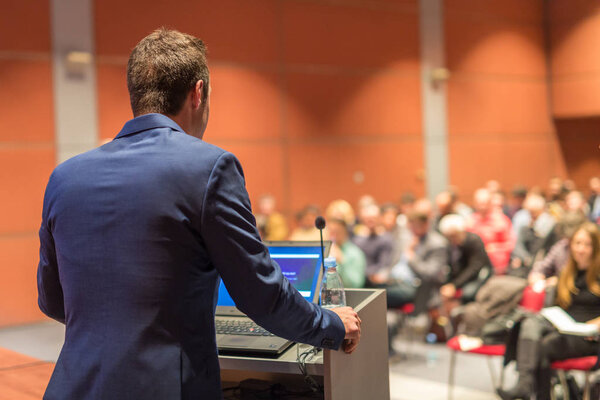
[{"xmin": 192, "ymin": 80, "xmax": 204, "ymax": 109}]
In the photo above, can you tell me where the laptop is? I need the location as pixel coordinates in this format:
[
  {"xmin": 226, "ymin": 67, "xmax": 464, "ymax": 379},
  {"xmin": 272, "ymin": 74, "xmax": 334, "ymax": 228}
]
[{"xmin": 216, "ymin": 240, "xmax": 331, "ymax": 357}]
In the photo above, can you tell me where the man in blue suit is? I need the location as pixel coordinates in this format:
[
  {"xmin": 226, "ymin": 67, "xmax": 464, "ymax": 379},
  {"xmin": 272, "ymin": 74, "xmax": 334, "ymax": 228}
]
[{"xmin": 37, "ymin": 28, "xmax": 361, "ymax": 399}]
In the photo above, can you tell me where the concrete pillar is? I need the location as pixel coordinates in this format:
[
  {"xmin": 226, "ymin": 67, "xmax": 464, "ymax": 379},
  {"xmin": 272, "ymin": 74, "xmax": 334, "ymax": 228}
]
[
  {"xmin": 51, "ymin": 0, "xmax": 98, "ymax": 163},
  {"xmin": 419, "ymin": 0, "xmax": 449, "ymax": 200}
]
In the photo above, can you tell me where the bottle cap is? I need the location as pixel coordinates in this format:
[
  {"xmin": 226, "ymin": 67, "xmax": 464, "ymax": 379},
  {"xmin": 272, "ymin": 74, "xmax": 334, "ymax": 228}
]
[{"xmin": 324, "ymin": 257, "xmax": 337, "ymax": 268}]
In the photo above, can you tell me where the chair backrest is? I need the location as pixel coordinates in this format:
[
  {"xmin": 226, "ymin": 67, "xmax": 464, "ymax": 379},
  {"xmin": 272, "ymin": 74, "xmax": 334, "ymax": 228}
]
[{"xmin": 519, "ymin": 285, "xmax": 546, "ymax": 312}]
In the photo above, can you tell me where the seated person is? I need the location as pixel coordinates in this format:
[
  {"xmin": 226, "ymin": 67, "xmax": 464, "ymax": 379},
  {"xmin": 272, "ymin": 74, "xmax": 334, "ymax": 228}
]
[
  {"xmin": 327, "ymin": 218, "xmax": 366, "ymax": 288},
  {"xmin": 509, "ymin": 194, "xmax": 555, "ymax": 277},
  {"xmin": 589, "ymin": 176, "xmax": 600, "ymax": 223},
  {"xmin": 352, "ymin": 203, "xmax": 394, "ymax": 286},
  {"xmin": 386, "ymin": 207, "xmax": 449, "ymax": 312},
  {"xmin": 467, "ymin": 188, "xmax": 515, "ymax": 274},
  {"xmin": 255, "ymin": 194, "xmax": 288, "ymax": 240},
  {"xmin": 507, "ymin": 185, "xmax": 528, "ymax": 220},
  {"xmin": 325, "ymin": 199, "xmax": 356, "ymax": 237},
  {"xmin": 498, "ymin": 222, "xmax": 600, "ymax": 400},
  {"xmin": 528, "ymin": 211, "xmax": 587, "ymax": 289},
  {"xmin": 439, "ymin": 214, "xmax": 494, "ymax": 305},
  {"xmin": 289, "ymin": 205, "xmax": 321, "ymax": 241},
  {"xmin": 381, "ymin": 202, "xmax": 407, "ymax": 269},
  {"xmin": 434, "ymin": 191, "xmax": 455, "ymax": 232}
]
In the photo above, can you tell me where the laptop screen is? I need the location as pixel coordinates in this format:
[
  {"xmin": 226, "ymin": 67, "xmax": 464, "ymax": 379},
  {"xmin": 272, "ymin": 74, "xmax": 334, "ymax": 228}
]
[{"xmin": 217, "ymin": 241, "xmax": 330, "ymax": 307}]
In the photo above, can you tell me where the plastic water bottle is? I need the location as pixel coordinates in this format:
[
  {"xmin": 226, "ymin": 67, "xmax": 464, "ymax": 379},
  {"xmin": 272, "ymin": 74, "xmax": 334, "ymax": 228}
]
[{"xmin": 320, "ymin": 257, "xmax": 346, "ymax": 309}]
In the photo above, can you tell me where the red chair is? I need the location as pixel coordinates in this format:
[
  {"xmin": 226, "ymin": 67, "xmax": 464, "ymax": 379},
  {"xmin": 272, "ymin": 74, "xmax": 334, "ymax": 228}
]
[
  {"xmin": 551, "ymin": 356, "xmax": 599, "ymax": 400},
  {"xmin": 447, "ymin": 336, "xmax": 506, "ymax": 399},
  {"xmin": 392, "ymin": 303, "xmax": 416, "ymax": 358},
  {"xmin": 446, "ymin": 285, "xmax": 546, "ymax": 400}
]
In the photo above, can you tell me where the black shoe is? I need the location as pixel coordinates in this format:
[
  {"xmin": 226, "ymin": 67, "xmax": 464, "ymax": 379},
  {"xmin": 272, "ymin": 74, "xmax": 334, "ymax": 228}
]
[{"xmin": 496, "ymin": 387, "xmax": 530, "ymax": 400}]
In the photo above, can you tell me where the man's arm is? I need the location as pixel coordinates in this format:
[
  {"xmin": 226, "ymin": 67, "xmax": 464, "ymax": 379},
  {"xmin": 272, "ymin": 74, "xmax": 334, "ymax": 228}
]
[
  {"xmin": 37, "ymin": 181, "xmax": 65, "ymax": 323},
  {"xmin": 200, "ymin": 152, "xmax": 354, "ymax": 350}
]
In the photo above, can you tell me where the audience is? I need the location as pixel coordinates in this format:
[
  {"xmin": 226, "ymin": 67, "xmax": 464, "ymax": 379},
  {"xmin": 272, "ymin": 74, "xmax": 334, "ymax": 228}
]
[
  {"xmin": 528, "ymin": 211, "xmax": 587, "ymax": 288},
  {"xmin": 352, "ymin": 203, "xmax": 395, "ymax": 287},
  {"xmin": 325, "ymin": 199, "xmax": 356, "ymax": 234},
  {"xmin": 380, "ymin": 202, "xmax": 407, "ymax": 268},
  {"xmin": 289, "ymin": 205, "xmax": 321, "ymax": 241},
  {"xmin": 466, "ymin": 188, "xmax": 515, "ymax": 274},
  {"xmin": 251, "ymin": 177, "xmax": 599, "ymax": 383},
  {"xmin": 255, "ymin": 194, "xmax": 288, "ymax": 241},
  {"xmin": 388, "ymin": 207, "xmax": 449, "ymax": 312},
  {"xmin": 565, "ymin": 189, "xmax": 588, "ymax": 215},
  {"xmin": 327, "ymin": 218, "xmax": 366, "ymax": 289},
  {"xmin": 546, "ymin": 177, "xmax": 567, "ymax": 220},
  {"xmin": 439, "ymin": 214, "xmax": 494, "ymax": 305},
  {"xmin": 511, "ymin": 193, "xmax": 555, "ymax": 238},
  {"xmin": 507, "ymin": 185, "xmax": 528, "ymax": 219},
  {"xmin": 498, "ymin": 222, "xmax": 600, "ymax": 400},
  {"xmin": 588, "ymin": 176, "xmax": 600, "ymax": 223},
  {"xmin": 509, "ymin": 194, "xmax": 555, "ymax": 277}
]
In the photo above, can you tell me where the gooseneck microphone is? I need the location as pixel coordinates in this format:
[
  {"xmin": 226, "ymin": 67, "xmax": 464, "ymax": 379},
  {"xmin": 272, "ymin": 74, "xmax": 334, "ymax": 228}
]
[{"xmin": 315, "ymin": 216, "xmax": 327, "ymax": 275}]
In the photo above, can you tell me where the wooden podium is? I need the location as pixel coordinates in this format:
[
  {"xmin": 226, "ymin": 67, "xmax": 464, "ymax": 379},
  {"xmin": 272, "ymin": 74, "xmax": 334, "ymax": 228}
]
[{"xmin": 219, "ymin": 289, "xmax": 390, "ymax": 400}]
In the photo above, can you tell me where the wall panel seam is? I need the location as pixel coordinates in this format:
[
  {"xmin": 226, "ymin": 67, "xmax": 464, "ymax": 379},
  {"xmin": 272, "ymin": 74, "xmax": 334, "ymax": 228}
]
[
  {"xmin": 282, "ymin": 0, "xmax": 418, "ymax": 14},
  {"xmin": 0, "ymin": 142, "xmax": 55, "ymax": 149},
  {"xmin": 450, "ymin": 72, "xmax": 547, "ymax": 83},
  {"xmin": 95, "ymin": 57, "xmax": 421, "ymax": 77},
  {"xmin": 0, "ymin": 52, "xmax": 51, "ymax": 61},
  {"xmin": 0, "ymin": 232, "xmax": 39, "ymax": 240},
  {"xmin": 445, "ymin": 9, "xmax": 543, "ymax": 26}
]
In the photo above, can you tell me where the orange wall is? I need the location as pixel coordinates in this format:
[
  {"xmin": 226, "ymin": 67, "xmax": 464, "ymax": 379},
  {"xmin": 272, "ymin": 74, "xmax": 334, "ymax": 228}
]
[
  {"xmin": 0, "ymin": 2, "xmax": 55, "ymax": 326},
  {"xmin": 94, "ymin": 0, "xmax": 424, "ymax": 217},
  {"xmin": 548, "ymin": 0, "xmax": 600, "ymax": 188},
  {"xmin": 554, "ymin": 117, "xmax": 600, "ymax": 189},
  {"xmin": 3, "ymin": 1, "xmax": 597, "ymax": 327},
  {"xmin": 444, "ymin": 0, "xmax": 565, "ymax": 198},
  {"xmin": 550, "ymin": 0, "xmax": 600, "ymax": 117}
]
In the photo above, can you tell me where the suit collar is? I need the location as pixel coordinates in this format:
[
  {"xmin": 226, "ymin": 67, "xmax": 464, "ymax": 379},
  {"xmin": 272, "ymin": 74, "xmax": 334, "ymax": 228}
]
[{"xmin": 115, "ymin": 113, "xmax": 186, "ymax": 139}]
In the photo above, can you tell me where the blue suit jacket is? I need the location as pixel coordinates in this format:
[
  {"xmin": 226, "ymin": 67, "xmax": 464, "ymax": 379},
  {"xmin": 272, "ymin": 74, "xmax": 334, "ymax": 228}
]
[{"xmin": 37, "ymin": 114, "xmax": 345, "ymax": 399}]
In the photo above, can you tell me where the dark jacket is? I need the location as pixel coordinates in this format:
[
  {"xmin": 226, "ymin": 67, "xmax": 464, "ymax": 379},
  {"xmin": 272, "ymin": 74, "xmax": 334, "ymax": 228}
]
[
  {"xmin": 448, "ymin": 232, "xmax": 493, "ymax": 288},
  {"xmin": 37, "ymin": 114, "xmax": 344, "ymax": 400}
]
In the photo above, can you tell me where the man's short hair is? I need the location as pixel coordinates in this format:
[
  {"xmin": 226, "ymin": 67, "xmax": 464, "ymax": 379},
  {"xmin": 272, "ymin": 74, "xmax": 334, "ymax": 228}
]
[
  {"xmin": 127, "ymin": 28, "xmax": 210, "ymax": 116},
  {"xmin": 439, "ymin": 214, "xmax": 466, "ymax": 235}
]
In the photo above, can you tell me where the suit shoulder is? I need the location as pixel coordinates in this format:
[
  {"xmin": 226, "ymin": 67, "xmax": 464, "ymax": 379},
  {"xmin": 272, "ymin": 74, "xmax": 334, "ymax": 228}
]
[
  {"xmin": 171, "ymin": 134, "xmax": 234, "ymax": 165},
  {"xmin": 50, "ymin": 146, "xmax": 104, "ymax": 181}
]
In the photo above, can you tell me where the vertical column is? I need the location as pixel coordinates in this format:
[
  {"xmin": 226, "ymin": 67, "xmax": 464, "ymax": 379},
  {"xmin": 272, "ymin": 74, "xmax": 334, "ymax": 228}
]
[
  {"xmin": 51, "ymin": 0, "xmax": 98, "ymax": 164},
  {"xmin": 419, "ymin": 0, "xmax": 449, "ymax": 200}
]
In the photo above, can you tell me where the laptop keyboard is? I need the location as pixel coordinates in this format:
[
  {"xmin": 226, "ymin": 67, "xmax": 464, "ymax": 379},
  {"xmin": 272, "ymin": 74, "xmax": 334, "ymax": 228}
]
[{"xmin": 216, "ymin": 319, "xmax": 275, "ymax": 336}]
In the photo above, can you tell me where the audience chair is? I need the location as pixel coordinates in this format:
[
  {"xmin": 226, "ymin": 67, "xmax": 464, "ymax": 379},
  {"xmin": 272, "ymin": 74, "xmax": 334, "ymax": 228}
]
[
  {"xmin": 392, "ymin": 303, "xmax": 416, "ymax": 358},
  {"xmin": 446, "ymin": 285, "xmax": 546, "ymax": 400},
  {"xmin": 551, "ymin": 356, "xmax": 599, "ymax": 400}
]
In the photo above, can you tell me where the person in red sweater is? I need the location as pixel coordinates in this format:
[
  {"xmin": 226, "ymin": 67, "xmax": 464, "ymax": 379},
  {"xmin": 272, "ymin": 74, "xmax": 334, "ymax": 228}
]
[{"xmin": 466, "ymin": 188, "xmax": 516, "ymax": 274}]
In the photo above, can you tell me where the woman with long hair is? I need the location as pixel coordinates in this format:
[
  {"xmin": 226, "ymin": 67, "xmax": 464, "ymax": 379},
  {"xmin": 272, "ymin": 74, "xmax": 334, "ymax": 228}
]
[{"xmin": 498, "ymin": 222, "xmax": 600, "ymax": 400}]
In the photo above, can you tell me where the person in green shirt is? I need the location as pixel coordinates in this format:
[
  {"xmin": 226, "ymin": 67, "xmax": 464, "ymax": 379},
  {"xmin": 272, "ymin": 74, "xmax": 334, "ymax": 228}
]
[{"xmin": 328, "ymin": 218, "xmax": 367, "ymax": 288}]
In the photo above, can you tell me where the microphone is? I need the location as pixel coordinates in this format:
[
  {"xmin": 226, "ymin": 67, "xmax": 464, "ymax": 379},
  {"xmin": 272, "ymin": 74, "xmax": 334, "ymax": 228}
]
[{"xmin": 315, "ymin": 216, "xmax": 327, "ymax": 276}]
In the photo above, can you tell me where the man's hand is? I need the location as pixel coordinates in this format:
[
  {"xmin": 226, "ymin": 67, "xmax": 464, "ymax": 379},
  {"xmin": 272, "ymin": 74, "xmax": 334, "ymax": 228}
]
[{"xmin": 331, "ymin": 306, "xmax": 361, "ymax": 354}]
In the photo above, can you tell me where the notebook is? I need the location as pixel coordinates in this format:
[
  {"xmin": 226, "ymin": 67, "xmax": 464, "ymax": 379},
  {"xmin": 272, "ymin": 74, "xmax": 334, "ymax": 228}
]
[
  {"xmin": 541, "ymin": 306, "xmax": 600, "ymax": 337},
  {"xmin": 216, "ymin": 240, "xmax": 331, "ymax": 357}
]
